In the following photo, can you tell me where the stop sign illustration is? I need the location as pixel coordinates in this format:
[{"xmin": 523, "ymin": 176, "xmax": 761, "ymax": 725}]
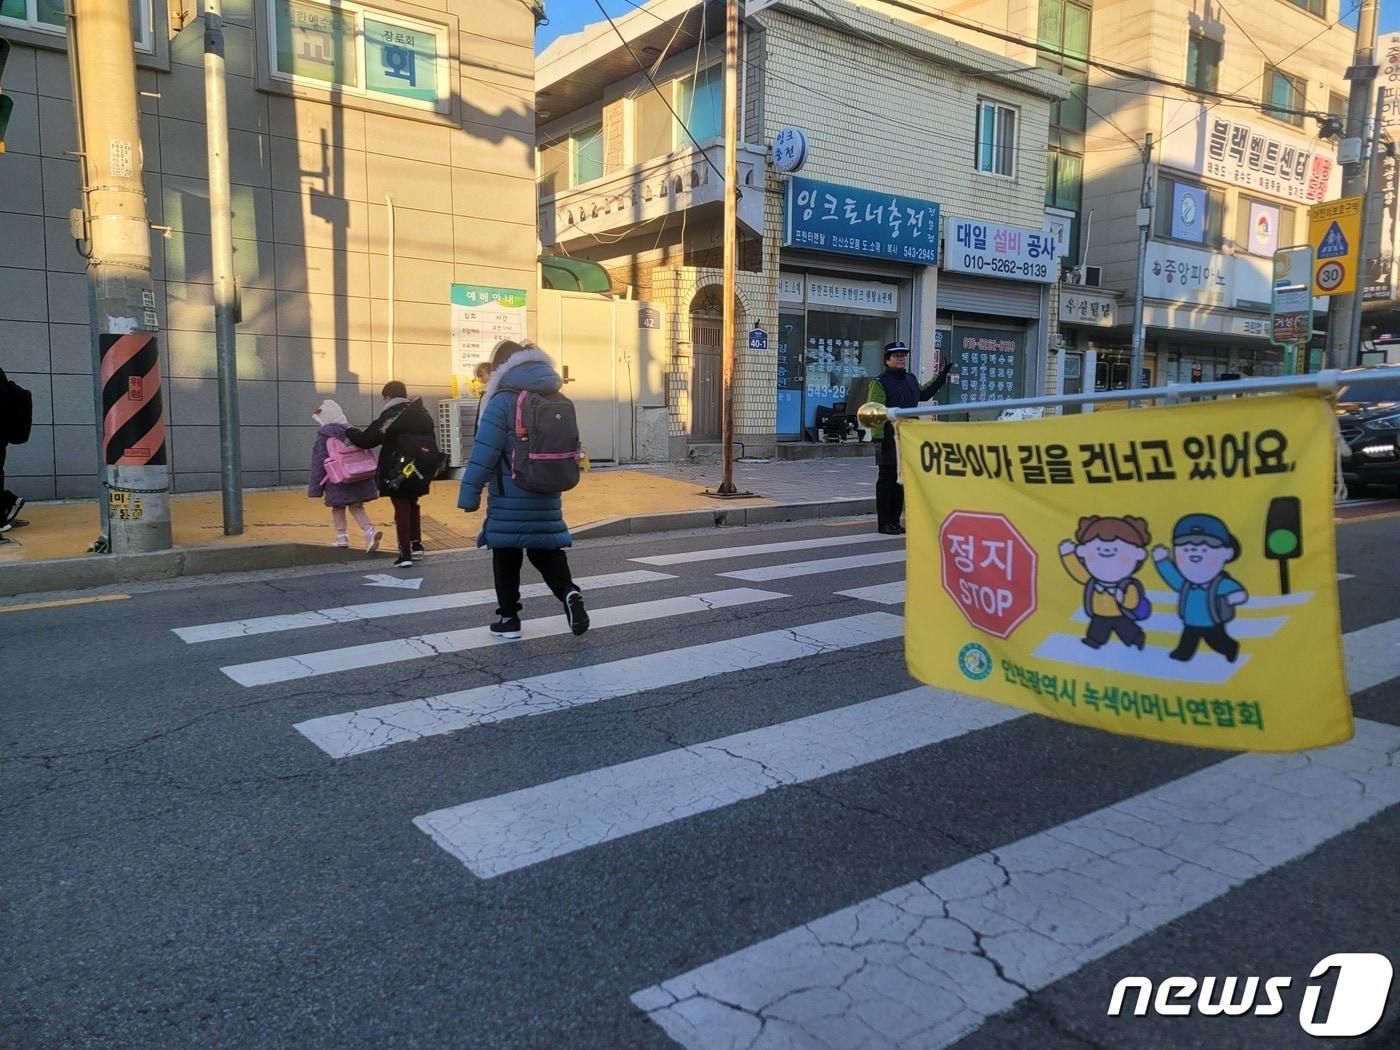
[{"xmin": 939, "ymin": 511, "xmax": 1038, "ymax": 638}]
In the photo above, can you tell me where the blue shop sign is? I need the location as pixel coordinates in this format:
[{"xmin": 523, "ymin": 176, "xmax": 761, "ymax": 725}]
[{"xmin": 783, "ymin": 177, "xmax": 941, "ymax": 265}]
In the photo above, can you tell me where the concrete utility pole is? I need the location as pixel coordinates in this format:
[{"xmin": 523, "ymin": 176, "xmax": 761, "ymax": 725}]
[
  {"xmin": 717, "ymin": 0, "xmax": 739, "ymax": 495},
  {"xmin": 1328, "ymin": 0, "xmax": 1379, "ymax": 369},
  {"xmin": 203, "ymin": 0, "xmax": 243, "ymax": 533},
  {"xmin": 1129, "ymin": 132, "xmax": 1153, "ymax": 404},
  {"xmin": 71, "ymin": 0, "xmax": 171, "ymax": 552}
]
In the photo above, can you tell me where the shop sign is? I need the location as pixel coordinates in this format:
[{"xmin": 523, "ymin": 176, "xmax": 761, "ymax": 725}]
[
  {"xmin": 1272, "ymin": 246, "xmax": 1313, "ymax": 346},
  {"xmin": 1364, "ymin": 152, "xmax": 1399, "ymax": 302},
  {"xmin": 1230, "ymin": 316, "xmax": 1270, "ymax": 338},
  {"xmin": 1159, "ymin": 100, "xmax": 1338, "ymax": 205},
  {"xmin": 948, "ymin": 326, "xmax": 1024, "ymax": 403},
  {"xmin": 1059, "ymin": 289, "xmax": 1117, "ymax": 328},
  {"xmin": 1248, "ymin": 201, "xmax": 1281, "ymax": 258},
  {"xmin": 784, "ymin": 177, "xmax": 941, "ymax": 264},
  {"xmin": 778, "ymin": 273, "xmax": 805, "ymax": 304},
  {"xmin": 943, "ymin": 217, "xmax": 1059, "ymax": 283},
  {"xmin": 770, "ymin": 127, "xmax": 809, "ymax": 174},
  {"xmin": 804, "ymin": 276, "xmax": 899, "ymax": 312},
  {"xmin": 1144, "ymin": 243, "xmax": 1230, "ymax": 304}
]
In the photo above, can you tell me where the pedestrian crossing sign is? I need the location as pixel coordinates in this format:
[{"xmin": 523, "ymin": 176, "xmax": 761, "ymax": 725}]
[
  {"xmin": 1309, "ymin": 196, "xmax": 1361, "ymax": 296},
  {"xmin": 1316, "ymin": 221, "xmax": 1348, "ymax": 259},
  {"xmin": 900, "ymin": 393, "xmax": 1350, "ymax": 752}
]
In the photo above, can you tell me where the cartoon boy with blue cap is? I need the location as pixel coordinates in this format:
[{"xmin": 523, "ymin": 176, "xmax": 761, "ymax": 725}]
[{"xmin": 1152, "ymin": 513, "xmax": 1250, "ymax": 663}]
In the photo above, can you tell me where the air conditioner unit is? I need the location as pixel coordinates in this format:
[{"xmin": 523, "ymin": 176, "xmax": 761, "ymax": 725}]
[
  {"xmin": 437, "ymin": 398, "xmax": 479, "ymax": 469},
  {"xmin": 1083, "ymin": 266, "xmax": 1103, "ymax": 287}
]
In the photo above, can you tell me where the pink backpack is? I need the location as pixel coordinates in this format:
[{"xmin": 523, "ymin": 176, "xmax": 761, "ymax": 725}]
[{"xmin": 323, "ymin": 437, "xmax": 379, "ymax": 484}]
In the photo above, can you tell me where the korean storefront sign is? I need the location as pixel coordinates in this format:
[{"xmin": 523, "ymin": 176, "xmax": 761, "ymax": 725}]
[
  {"xmin": 451, "ymin": 284, "xmax": 526, "ymax": 377},
  {"xmin": 804, "ymin": 276, "xmax": 899, "ymax": 312},
  {"xmin": 783, "ymin": 177, "xmax": 941, "ymax": 264},
  {"xmin": 1248, "ymin": 201, "xmax": 1281, "ymax": 258},
  {"xmin": 1159, "ymin": 100, "xmax": 1338, "ymax": 206},
  {"xmin": 778, "ymin": 274, "xmax": 805, "ymax": 304},
  {"xmin": 1364, "ymin": 152, "xmax": 1398, "ymax": 302},
  {"xmin": 1144, "ymin": 243, "xmax": 1229, "ymax": 305},
  {"xmin": 1059, "ymin": 289, "xmax": 1118, "ymax": 328},
  {"xmin": 948, "ymin": 327, "xmax": 1024, "ymax": 404},
  {"xmin": 900, "ymin": 394, "xmax": 1349, "ymax": 751},
  {"xmin": 943, "ymin": 218, "xmax": 1059, "ymax": 283}
]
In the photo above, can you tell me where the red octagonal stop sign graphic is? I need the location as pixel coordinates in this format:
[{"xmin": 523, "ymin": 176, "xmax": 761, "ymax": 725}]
[{"xmin": 939, "ymin": 511, "xmax": 1038, "ymax": 639}]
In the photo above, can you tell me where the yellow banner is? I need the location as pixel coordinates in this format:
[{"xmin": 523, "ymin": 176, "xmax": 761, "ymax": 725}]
[{"xmin": 900, "ymin": 393, "xmax": 1349, "ymax": 752}]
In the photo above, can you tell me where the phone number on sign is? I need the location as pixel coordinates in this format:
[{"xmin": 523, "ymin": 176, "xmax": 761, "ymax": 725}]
[{"xmin": 961, "ymin": 255, "xmax": 1050, "ymax": 279}]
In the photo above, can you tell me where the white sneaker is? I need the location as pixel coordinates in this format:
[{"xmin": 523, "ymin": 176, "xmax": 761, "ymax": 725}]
[{"xmin": 365, "ymin": 529, "xmax": 383, "ymax": 554}]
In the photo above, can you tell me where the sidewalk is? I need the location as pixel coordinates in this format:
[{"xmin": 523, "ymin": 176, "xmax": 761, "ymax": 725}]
[{"xmin": 0, "ymin": 459, "xmax": 875, "ymax": 595}]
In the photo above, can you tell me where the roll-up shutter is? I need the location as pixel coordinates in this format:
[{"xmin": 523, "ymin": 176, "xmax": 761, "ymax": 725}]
[{"xmin": 937, "ymin": 273, "xmax": 1043, "ymax": 318}]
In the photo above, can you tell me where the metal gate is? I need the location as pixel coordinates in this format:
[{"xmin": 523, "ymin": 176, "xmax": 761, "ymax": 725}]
[{"xmin": 690, "ymin": 313, "xmax": 722, "ymax": 440}]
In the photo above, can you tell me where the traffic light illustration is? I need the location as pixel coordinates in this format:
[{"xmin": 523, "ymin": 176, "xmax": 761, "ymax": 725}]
[
  {"xmin": 1264, "ymin": 496, "xmax": 1302, "ymax": 595},
  {"xmin": 0, "ymin": 39, "xmax": 13, "ymax": 155}
]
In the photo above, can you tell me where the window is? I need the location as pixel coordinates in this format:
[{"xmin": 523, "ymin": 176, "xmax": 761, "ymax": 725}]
[
  {"xmin": 1263, "ymin": 66, "xmax": 1306, "ymax": 127},
  {"xmin": 1154, "ymin": 175, "xmax": 1225, "ymax": 247},
  {"xmin": 1045, "ymin": 149, "xmax": 1082, "ymax": 213},
  {"xmin": 1283, "ymin": 0, "xmax": 1324, "ymax": 16},
  {"xmin": 0, "ymin": 0, "xmax": 151, "ymax": 52},
  {"xmin": 1236, "ymin": 197, "xmax": 1295, "ymax": 257},
  {"xmin": 1186, "ymin": 34, "xmax": 1221, "ymax": 94},
  {"xmin": 632, "ymin": 89, "xmax": 673, "ymax": 163},
  {"xmin": 538, "ymin": 139, "xmax": 570, "ymax": 198},
  {"xmin": 574, "ymin": 124, "xmax": 604, "ymax": 184},
  {"xmin": 267, "ymin": 0, "xmax": 449, "ymax": 112},
  {"xmin": 677, "ymin": 64, "xmax": 723, "ymax": 143},
  {"xmin": 1328, "ymin": 91, "xmax": 1347, "ymax": 120},
  {"xmin": 976, "ymin": 100, "xmax": 1017, "ymax": 177}
]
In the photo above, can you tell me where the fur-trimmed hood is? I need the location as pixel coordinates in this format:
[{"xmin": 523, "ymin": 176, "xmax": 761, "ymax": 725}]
[{"xmin": 482, "ymin": 346, "xmax": 562, "ymax": 402}]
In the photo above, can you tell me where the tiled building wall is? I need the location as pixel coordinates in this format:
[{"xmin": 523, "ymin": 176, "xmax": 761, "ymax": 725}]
[{"xmin": 0, "ymin": 0, "xmax": 537, "ymax": 500}]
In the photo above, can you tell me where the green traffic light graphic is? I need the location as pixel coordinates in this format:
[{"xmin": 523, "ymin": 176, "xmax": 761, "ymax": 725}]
[{"xmin": 1263, "ymin": 496, "xmax": 1302, "ymax": 595}]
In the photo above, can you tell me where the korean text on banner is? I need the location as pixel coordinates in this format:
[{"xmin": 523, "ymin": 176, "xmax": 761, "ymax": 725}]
[{"xmin": 899, "ymin": 394, "xmax": 1349, "ymax": 752}]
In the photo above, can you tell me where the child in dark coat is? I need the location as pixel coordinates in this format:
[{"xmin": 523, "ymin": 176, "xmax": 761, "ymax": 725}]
[{"xmin": 308, "ymin": 399, "xmax": 383, "ymax": 551}]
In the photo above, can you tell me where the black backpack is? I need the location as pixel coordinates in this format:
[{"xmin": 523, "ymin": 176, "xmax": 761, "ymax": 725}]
[
  {"xmin": 3, "ymin": 378, "xmax": 32, "ymax": 445},
  {"xmin": 502, "ymin": 388, "xmax": 581, "ymax": 494}
]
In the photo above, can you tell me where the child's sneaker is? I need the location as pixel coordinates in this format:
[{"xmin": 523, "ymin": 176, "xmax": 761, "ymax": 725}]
[
  {"xmin": 365, "ymin": 528, "xmax": 383, "ymax": 554},
  {"xmin": 565, "ymin": 591, "xmax": 589, "ymax": 636},
  {"xmin": 333, "ymin": 533, "xmax": 349, "ymax": 549},
  {"xmin": 393, "ymin": 554, "xmax": 415, "ymax": 568},
  {"xmin": 489, "ymin": 615, "xmax": 522, "ymax": 640}
]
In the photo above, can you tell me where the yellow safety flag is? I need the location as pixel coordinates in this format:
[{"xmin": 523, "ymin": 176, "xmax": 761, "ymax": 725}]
[{"xmin": 899, "ymin": 393, "xmax": 1349, "ymax": 752}]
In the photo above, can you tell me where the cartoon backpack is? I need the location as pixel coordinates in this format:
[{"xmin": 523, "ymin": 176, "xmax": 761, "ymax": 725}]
[
  {"xmin": 1178, "ymin": 575, "xmax": 1239, "ymax": 625},
  {"xmin": 1083, "ymin": 578, "xmax": 1152, "ymax": 621}
]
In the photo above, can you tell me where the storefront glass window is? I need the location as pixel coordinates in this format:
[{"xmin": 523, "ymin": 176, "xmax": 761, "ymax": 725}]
[{"xmin": 802, "ymin": 312, "xmax": 896, "ymax": 429}]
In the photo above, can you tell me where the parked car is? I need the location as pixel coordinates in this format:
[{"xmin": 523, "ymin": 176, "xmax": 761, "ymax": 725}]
[{"xmin": 1337, "ymin": 365, "xmax": 1400, "ymax": 497}]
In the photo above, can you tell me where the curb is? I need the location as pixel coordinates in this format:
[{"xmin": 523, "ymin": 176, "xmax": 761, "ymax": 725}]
[
  {"xmin": 0, "ymin": 542, "xmax": 366, "ymax": 598},
  {"xmin": 572, "ymin": 497, "xmax": 875, "ymax": 539}
]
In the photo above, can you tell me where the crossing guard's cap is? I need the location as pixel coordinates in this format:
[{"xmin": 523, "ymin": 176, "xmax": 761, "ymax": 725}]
[
  {"xmin": 1172, "ymin": 513, "xmax": 1238, "ymax": 550},
  {"xmin": 883, "ymin": 341, "xmax": 910, "ymax": 361}
]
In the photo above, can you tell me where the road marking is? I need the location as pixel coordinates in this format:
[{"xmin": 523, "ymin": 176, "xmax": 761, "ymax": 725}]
[
  {"xmin": 223, "ymin": 588, "xmax": 785, "ymax": 687},
  {"xmin": 363, "ymin": 574, "xmax": 423, "ymax": 589},
  {"xmin": 720, "ymin": 549, "xmax": 905, "ymax": 582},
  {"xmin": 633, "ymin": 717, "xmax": 1400, "ymax": 1050},
  {"xmin": 294, "ymin": 612, "xmax": 905, "ymax": 759},
  {"xmin": 835, "ymin": 581, "xmax": 905, "ymax": 605},
  {"xmin": 415, "ymin": 688, "xmax": 1022, "ymax": 878},
  {"xmin": 1338, "ymin": 573, "xmax": 1355, "ymax": 581},
  {"xmin": 632, "ymin": 533, "xmax": 897, "ymax": 566},
  {"xmin": 173, "ymin": 570, "xmax": 673, "ymax": 643},
  {"xmin": 0, "ymin": 593, "xmax": 130, "ymax": 614},
  {"xmin": 1344, "ymin": 616, "xmax": 1400, "ymax": 692}
]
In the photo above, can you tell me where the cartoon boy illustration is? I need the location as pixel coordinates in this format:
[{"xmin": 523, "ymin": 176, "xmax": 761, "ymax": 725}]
[
  {"xmin": 1058, "ymin": 515, "xmax": 1153, "ymax": 651},
  {"xmin": 1152, "ymin": 513, "xmax": 1249, "ymax": 663}
]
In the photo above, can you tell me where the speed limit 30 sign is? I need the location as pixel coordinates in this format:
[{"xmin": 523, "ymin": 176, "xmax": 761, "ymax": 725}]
[{"xmin": 1315, "ymin": 260, "xmax": 1346, "ymax": 293}]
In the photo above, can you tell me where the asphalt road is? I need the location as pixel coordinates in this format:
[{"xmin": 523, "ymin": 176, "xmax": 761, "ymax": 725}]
[{"xmin": 3, "ymin": 510, "xmax": 1399, "ymax": 1049}]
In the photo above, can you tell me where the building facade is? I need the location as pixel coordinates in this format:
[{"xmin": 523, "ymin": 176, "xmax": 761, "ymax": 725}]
[
  {"xmin": 536, "ymin": 0, "xmax": 1064, "ymax": 459},
  {"xmin": 0, "ymin": 0, "xmax": 538, "ymax": 500}
]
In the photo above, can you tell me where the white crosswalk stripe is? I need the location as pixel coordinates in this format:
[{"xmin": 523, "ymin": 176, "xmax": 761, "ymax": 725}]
[
  {"xmin": 631, "ymin": 533, "xmax": 899, "ymax": 566},
  {"xmin": 414, "ymin": 688, "xmax": 1022, "ymax": 878},
  {"xmin": 293, "ymin": 611, "xmax": 904, "ymax": 758},
  {"xmin": 631, "ymin": 717, "xmax": 1400, "ymax": 1050},
  {"xmin": 173, "ymin": 569, "xmax": 674, "ymax": 643},
  {"xmin": 719, "ymin": 549, "xmax": 905, "ymax": 582},
  {"xmin": 222, "ymin": 588, "xmax": 785, "ymax": 687},
  {"xmin": 835, "ymin": 581, "xmax": 904, "ymax": 605}
]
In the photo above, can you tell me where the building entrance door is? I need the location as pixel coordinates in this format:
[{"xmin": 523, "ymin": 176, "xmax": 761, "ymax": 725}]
[{"xmin": 690, "ymin": 312, "xmax": 722, "ymax": 440}]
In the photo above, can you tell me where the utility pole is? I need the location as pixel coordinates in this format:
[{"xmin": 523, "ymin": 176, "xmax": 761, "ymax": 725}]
[
  {"xmin": 1129, "ymin": 132, "xmax": 1153, "ymax": 404},
  {"xmin": 203, "ymin": 0, "xmax": 243, "ymax": 533},
  {"xmin": 1328, "ymin": 0, "xmax": 1379, "ymax": 369},
  {"xmin": 717, "ymin": 0, "xmax": 739, "ymax": 495},
  {"xmin": 71, "ymin": 0, "xmax": 171, "ymax": 553}
]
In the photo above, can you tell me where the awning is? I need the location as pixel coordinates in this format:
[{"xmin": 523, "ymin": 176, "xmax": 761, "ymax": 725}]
[{"xmin": 540, "ymin": 256, "xmax": 613, "ymax": 294}]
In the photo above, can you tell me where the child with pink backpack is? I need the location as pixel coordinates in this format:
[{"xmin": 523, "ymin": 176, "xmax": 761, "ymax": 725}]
[{"xmin": 308, "ymin": 400, "xmax": 384, "ymax": 551}]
